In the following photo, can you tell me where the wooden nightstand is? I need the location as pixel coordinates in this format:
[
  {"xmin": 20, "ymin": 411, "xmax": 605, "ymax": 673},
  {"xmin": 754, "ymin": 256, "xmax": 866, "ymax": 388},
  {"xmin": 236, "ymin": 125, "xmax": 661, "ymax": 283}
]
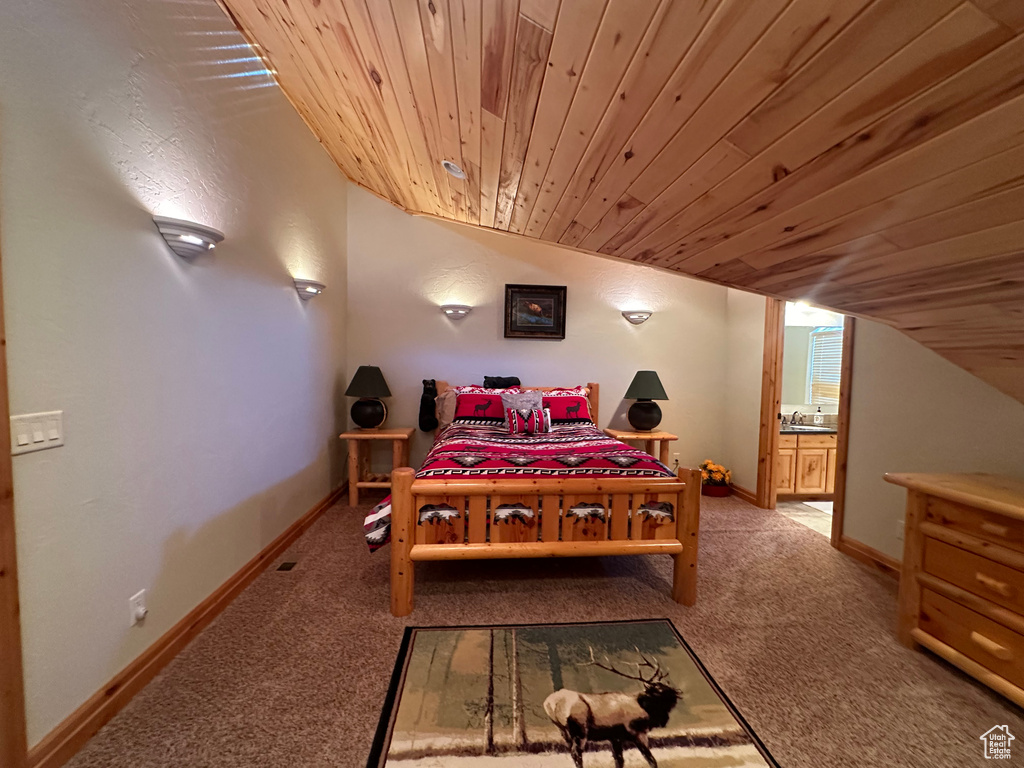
[
  {"xmin": 602, "ymin": 428, "xmax": 678, "ymax": 465},
  {"xmin": 339, "ymin": 427, "xmax": 415, "ymax": 506}
]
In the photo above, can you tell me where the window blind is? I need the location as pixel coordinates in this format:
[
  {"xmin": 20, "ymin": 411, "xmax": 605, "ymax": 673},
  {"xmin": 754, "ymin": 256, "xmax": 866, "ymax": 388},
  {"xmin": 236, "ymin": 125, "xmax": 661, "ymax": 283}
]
[{"xmin": 809, "ymin": 327, "xmax": 843, "ymax": 405}]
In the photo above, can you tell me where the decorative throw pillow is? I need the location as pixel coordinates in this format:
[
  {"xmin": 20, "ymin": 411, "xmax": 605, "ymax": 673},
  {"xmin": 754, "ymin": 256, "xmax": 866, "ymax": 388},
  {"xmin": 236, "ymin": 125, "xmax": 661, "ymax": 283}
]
[
  {"xmin": 484, "ymin": 375, "xmax": 521, "ymax": 389},
  {"xmin": 527, "ymin": 408, "xmax": 551, "ymax": 434},
  {"xmin": 506, "ymin": 407, "xmax": 528, "ymax": 435},
  {"xmin": 500, "ymin": 389, "xmax": 543, "ymax": 414},
  {"xmin": 543, "ymin": 393, "xmax": 592, "ymax": 424},
  {"xmin": 506, "ymin": 408, "xmax": 551, "ymax": 435},
  {"xmin": 453, "ymin": 392, "xmax": 505, "ymax": 423},
  {"xmin": 435, "ymin": 389, "xmax": 458, "ymax": 429},
  {"xmin": 451, "ymin": 384, "xmax": 520, "ymax": 395},
  {"xmin": 543, "ymin": 386, "xmax": 590, "ymax": 397}
]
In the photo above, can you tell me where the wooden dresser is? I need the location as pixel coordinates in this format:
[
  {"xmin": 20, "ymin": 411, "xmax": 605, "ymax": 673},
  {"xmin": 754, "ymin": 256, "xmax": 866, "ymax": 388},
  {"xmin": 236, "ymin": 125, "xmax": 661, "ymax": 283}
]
[{"xmin": 886, "ymin": 473, "xmax": 1024, "ymax": 706}]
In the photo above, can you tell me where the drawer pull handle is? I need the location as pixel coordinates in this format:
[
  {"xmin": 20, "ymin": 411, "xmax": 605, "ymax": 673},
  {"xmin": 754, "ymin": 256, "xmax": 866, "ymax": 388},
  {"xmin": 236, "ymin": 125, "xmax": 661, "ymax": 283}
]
[
  {"xmin": 980, "ymin": 521, "xmax": 1011, "ymax": 538},
  {"xmin": 976, "ymin": 572, "xmax": 1014, "ymax": 598},
  {"xmin": 971, "ymin": 631, "xmax": 1013, "ymax": 662}
]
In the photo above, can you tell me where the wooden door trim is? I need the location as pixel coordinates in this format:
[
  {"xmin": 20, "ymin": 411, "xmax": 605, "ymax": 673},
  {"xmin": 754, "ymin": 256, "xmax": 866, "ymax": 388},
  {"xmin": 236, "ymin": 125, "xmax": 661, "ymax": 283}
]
[
  {"xmin": 831, "ymin": 317, "xmax": 856, "ymax": 548},
  {"xmin": 0, "ymin": 191, "xmax": 29, "ymax": 766},
  {"xmin": 755, "ymin": 298, "xmax": 784, "ymax": 509}
]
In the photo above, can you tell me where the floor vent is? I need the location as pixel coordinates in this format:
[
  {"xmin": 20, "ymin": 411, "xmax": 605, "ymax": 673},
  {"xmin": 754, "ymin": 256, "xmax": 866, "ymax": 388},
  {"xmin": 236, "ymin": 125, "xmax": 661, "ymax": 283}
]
[{"xmin": 277, "ymin": 562, "xmax": 297, "ymax": 571}]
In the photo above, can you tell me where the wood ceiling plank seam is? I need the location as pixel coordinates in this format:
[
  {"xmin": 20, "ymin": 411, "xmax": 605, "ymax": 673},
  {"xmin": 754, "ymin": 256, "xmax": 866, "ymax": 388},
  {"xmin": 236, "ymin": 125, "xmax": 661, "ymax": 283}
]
[
  {"xmin": 824, "ymin": 219, "xmax": 1024, "ymax": 287},
  {"xmin": 738, "ymin": 142, "xmax": 1024, "ymax": 274},
  {"xmin": 289, "ymin": 0, "xmax": 412, "ymax": 205},
  {"xmin": 887, "ymin": 302, "xmax": 1024, "ymax": 330},
  {"xmin": 270, "ymin": 0, "xmax": 408, "ymax": 205},
  {"xmin": 838, "ymin": 254, "xmax": 1024, "ymax": 309},
  {"xmin": 584, "ymin": 139, "xmax": 750, "ymax": 253},
  {"xmin": 450, "ymin": 0, "xmax": 483, "ymax": 223},
  {"xmin": 753, "ymin": 233, "xmax": 1024, "ymax": 311},
  {"xmin": 560, "ymin": 220, "xmax": 591, "ymax": 247},
  {"xmin": 479, "ymin": 0, "xmax": 520, "ymax": 227},
  {"xmin": 727, "ymin": 0, "xmax": 963, "ymax": 157},
  {"xmin": 520, "ymin": 0, "xmax": 561, "ymax": 32},
  {"xmin": 225, "ymin": 0, "xmax": 390, "ymax": 192},
  {"xmin": 213, "ymin": 1, "xmax": 369, "ymax": 188},
  {"xmin": 602, "ymin": 0, "xmax": 873, "ymax": 237},
  {"xmin": 825, "ymin": 276, "xmax": 1024, "ymax": 318},
  {"xmin": 520, "ymin": 0, "xmax": 666, "ymax": 239},
  {"xmin": 493, "ymin": 15, "xmax": 554, "ymax": 230},
  {"xmin": 971, "ymin": 0, "xmax": 1024, "ymax": 33},
  {"xmin": 389, "ymin": 0, "xmax": 460, "ymax": 214},
  {"xmin": 479, "ymin": 109, "xmax": 505, "ymax": 228},
  {"xmin": 329, "ymin": 0, "xmax": 439, "ymax": 214},
  {"xmin": 416, "ymin": 0, "xmax": 471, "ymax": 223},
  {"xmin": 615, "ymin": 2, "xmax": 1009, "ymax": 264},
  {"xmin": 507, "ymin": 0, "xmax": 609, "ymax": 234},
  {"xmin": 543, "ymin": 0, "xmax": 794, "ymax": 242},
  {"xmin": 736, "ymin": 233, "xmax": 914, "ymax": 295},
  {"xmin": 355, "ymin": 0, "xmax": 452, "ymax": 216},
  {"xmin": 481, "ymin": 0, "xmax": 520, "ymax": 120},
  {"xmin": 657, "ymin": 25, "xmax": 1024, "ymax": 271},
  {"xmin": 539, "ymin": 0, "xmax": 725, "ymax": 246},
  {"xmin": 877, "ymin": 180, "xmax": 1024, "ymax": 250}
]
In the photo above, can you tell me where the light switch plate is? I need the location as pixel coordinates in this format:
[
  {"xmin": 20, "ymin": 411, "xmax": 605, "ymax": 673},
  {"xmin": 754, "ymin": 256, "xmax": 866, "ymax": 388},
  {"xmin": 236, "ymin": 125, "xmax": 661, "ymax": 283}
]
[{"xmin": 11, "ymin": 411, "xmax": 64, "ymax": 455}]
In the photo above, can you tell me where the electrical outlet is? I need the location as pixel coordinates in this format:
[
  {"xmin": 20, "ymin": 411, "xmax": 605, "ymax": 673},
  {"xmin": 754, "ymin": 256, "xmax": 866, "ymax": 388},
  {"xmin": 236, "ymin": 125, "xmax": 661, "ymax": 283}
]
[
  {"xmin": 129, "ymin": 589, "xmax": 148, "ymax": 626},
  {"xmin": 896, "ymin": 520, "xmax": 905, "ymax": 542},
  {"xmin": 672, "ymin": 452, "xmax": 680, "ymax": 470}
]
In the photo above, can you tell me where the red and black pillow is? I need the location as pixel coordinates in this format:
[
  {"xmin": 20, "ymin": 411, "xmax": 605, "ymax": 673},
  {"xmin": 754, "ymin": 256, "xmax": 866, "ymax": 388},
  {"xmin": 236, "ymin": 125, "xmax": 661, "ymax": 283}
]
[
  {"xmin": 506, "ymin": 408, "xmax": 551, "ymax": 435},
  {"xmin": 542, "ymin": 387, "xmax": 592, "ymax": 424},
  {"xmin": 452, "ymin": 392, "xmax": 507, "ymax": 424}
]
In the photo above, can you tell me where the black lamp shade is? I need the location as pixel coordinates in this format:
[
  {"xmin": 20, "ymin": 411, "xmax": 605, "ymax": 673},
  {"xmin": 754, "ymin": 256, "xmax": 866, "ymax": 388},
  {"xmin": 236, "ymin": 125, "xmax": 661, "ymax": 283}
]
[
  {"xmin": 345, "ymin": 366, "xmax": 392, "ymax": 398},
  {"xmin": 624, "ymin": 370, "xmax": 668, "ymax": 401}
]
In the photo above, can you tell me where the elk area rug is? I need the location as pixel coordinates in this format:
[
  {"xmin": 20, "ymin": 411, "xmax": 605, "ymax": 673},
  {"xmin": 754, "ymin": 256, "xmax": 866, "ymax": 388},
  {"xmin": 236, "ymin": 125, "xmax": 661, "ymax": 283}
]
[{"xmin": 367, "ymin": 619, "xmax": 779, "ymax": 768}]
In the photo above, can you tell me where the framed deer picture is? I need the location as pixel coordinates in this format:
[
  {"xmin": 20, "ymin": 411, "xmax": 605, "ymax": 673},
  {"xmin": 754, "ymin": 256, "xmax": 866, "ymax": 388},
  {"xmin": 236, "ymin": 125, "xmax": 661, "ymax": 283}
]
[{"xmin": 504, "ymin": 284, "xmax": 567, "ymax": 340}]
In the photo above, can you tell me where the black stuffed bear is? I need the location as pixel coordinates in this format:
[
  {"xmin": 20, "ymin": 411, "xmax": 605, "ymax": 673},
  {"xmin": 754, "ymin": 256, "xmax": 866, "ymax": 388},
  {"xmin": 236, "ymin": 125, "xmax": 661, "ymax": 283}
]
[{"xmin": 419, "ymin": 379, "xmax": 439, "ymax": 432}]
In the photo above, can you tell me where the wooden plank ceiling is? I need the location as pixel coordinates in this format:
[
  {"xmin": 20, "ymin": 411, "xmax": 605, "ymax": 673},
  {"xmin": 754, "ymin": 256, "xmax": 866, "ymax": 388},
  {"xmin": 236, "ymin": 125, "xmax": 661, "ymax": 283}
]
[{"xmin": 219, "ymin": 0, "xmax": 1024, "ymax": 402}]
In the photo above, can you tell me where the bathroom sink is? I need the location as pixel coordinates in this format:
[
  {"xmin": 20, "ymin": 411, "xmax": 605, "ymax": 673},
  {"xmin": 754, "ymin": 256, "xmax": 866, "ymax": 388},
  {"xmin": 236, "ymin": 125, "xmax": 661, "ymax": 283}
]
[{"xmin": 782, "ymin": 425, "xmax": 834, "ymax": 432}]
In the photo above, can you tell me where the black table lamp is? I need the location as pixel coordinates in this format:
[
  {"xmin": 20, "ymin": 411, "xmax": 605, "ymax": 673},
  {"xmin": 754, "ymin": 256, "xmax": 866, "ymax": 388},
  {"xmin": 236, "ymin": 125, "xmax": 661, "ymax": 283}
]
[
  {"xmin": 346, "ymin": 366, "xmax": 392, "ymax": 429},
  {"xmin": 624, "ymin": 370, "xmax": 668, "ymax": 431}
]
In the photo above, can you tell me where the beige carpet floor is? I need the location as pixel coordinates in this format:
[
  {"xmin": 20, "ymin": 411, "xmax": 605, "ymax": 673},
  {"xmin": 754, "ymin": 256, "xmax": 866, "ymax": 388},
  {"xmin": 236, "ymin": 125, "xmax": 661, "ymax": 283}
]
[{"xmin": 66, "ymin": 494, "xmax": 1023, "ymax": 767}]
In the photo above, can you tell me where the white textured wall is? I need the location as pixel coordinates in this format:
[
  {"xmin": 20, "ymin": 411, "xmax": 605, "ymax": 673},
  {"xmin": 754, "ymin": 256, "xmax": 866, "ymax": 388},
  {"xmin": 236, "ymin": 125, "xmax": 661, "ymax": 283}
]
[
  {"xmin": 844, "ymin": 321, "xmax": 1024, "ymax": 559},
  {"xmin": 346, "ymin": 187, "xmax": 730, "ymax": 469},
  {"xmin": 0, "ymin": 0, "xmax": 348, "ymax": 744},
  {"xmin": 720, "ymin": 290, "xmax": 766, "ymax": 492}
]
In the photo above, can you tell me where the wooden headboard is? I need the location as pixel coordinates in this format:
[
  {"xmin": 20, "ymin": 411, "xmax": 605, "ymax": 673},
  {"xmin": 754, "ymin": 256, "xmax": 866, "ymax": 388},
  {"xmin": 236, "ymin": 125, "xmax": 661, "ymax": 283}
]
[{"xmin": 435, "ymin": 381, "xmax": 600, "ymax": 426}]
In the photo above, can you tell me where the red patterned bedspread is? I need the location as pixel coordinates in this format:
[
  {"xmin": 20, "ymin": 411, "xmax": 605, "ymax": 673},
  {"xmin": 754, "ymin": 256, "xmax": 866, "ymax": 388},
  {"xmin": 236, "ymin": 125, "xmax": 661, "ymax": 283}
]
[{"xmin": 363, "ymin": 422, "xmax": 674, "ymax": 550}]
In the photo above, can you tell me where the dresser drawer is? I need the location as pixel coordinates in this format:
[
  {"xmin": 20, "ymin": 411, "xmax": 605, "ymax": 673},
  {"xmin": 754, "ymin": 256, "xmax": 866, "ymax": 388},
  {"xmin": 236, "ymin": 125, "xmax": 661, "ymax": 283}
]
[
  {"xmin": 925, "ymin": 496, "xmax": 1024, "ymax": 553},
  {"xmin": 920, "ymin": 589, "xmax": 1024, "ymax": 688},
  {"xmin": 923, "ymin": 538, "xmax": 1024, "ymax": 615}
]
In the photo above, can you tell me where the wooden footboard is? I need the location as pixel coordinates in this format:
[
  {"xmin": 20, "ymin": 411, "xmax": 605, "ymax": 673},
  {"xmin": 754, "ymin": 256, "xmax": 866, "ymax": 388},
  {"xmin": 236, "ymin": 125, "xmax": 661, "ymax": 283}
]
[{"xmin": 389, "ymin": 468, "xmax": 701, "ymax": 616}]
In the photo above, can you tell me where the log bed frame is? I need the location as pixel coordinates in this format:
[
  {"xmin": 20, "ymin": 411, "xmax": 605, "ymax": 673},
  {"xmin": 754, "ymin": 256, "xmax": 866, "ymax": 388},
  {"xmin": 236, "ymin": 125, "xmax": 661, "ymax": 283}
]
[{"xmin": 388, "ymin": 382, "xmax": 701, "ymax": 616}]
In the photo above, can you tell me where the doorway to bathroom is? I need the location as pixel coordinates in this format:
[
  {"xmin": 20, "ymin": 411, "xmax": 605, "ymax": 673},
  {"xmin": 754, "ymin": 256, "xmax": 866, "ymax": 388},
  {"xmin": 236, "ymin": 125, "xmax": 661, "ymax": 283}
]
[{"xmin": 755, "ymin": 299, "xmax": 855, "ymax": 547}]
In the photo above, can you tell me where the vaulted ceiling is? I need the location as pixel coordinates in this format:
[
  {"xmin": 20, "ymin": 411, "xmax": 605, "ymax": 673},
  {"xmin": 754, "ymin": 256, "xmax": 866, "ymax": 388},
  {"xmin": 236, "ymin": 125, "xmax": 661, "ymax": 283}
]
[{"xmin": 218, "ymin": 0, "xmax": 1024, "ymax": 402}]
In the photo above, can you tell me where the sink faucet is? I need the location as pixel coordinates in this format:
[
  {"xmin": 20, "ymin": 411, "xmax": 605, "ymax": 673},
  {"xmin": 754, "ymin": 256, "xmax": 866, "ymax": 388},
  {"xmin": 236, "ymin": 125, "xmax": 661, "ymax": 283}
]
[{"xmin": 791, "ymin": 410, "xmax": 803, "ymax": 425}]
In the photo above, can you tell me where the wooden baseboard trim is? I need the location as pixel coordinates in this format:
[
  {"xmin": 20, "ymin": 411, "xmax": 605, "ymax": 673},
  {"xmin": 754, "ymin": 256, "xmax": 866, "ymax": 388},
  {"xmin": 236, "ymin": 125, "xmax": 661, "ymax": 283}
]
[
  {"xmin": 730, "ymin": 484, "xmax": 757, "ymax": 506},
  {"xmin": 27, "ymin": 484, "xmax": 345, "ymax": 768},
  {"xmin": 838, "ymin": 535, "xmax": 900, "ymax": 580}
]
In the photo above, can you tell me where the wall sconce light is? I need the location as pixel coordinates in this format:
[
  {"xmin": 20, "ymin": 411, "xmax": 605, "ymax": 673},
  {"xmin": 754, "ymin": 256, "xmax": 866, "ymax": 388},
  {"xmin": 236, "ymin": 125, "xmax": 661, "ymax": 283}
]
[
  {"xmin": 294, "ymin": 278, "xmax": 326, "ymax": 300},
  {"xmin": 153, "ymin": 216, "xmax": 224, "ymax": 258},
  {"xmin": 440, "ymin": 304, "xmax": 472, "ymax": 319},
  {"xmin": 622, "ymin": 310, "xmax": 652, "ymax": 325}
]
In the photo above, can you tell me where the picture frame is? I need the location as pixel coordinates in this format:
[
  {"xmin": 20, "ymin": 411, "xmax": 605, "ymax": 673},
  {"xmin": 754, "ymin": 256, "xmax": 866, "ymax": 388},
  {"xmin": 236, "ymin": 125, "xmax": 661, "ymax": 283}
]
[{"xmin": 503, "ymin": 284, "xmax": 567, "ymax": 340}]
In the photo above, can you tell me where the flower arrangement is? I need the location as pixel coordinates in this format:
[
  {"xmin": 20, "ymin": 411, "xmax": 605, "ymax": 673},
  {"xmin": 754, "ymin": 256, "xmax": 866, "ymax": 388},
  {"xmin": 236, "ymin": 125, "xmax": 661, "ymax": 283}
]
[{"xmin": 699, "ymin": 460, "xmax": 731, "ymax": 486}]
